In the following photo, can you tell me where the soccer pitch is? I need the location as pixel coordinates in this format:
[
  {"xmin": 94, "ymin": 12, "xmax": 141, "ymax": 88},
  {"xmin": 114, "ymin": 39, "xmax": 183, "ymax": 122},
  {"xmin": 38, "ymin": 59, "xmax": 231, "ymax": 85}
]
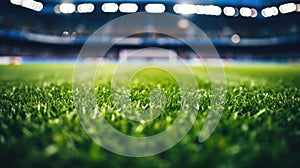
[{"xmin": 0, "ymin": 64, "xmax": 299, "ymax": 167}]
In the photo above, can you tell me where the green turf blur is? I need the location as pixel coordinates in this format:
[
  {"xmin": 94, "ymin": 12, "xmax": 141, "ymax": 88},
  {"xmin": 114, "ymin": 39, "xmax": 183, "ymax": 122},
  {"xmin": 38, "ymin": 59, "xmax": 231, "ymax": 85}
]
[{"xmin": 0, "ymin": 64, "xmax": 299, "ymax": 167}]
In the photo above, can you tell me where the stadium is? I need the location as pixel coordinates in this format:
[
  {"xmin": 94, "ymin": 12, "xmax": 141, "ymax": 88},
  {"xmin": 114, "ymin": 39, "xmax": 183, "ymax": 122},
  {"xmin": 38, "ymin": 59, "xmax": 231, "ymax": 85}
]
[{"xmin": 0, "ymin": 0, "xmax": 299, "ymax": 167}]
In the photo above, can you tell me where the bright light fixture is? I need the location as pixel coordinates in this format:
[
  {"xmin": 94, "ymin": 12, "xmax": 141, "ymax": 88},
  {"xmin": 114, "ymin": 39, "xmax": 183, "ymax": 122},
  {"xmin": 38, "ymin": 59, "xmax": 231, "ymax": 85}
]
[
  {"xmin": 279, "ymin": 3, "xmax": 297, "ymax": 14},
  {"xmin": 10, "ymin": 0, "xmax": 22, "ymax": 5},
  {"xmin": 59, "ymin": 3, "xmax": 75, "ymax": 14},
  {"xmin": 10, "ymin": 0, "xmax": 43, "ymax": 12},
  {"xmin": 173, "ymin": 4, "xmax": 197, "ymax": 15},
  {"xmin": 77, "ymin": 3, "xmax": 94, "ymax": 13},
  {"xmin": 119, "ymin": 3, "xmax": 138, "ymax": 13},
  {"xmin": 261, "ymin": 6, "xmax": 278, "ymax": 17},
  {"xmin": 250, "ymin": 8, "xmax": 257, "ymax": 17},
  {"xmin": 223, "ymin": 6, "xmax": 236, "ymax": 16},
  {"xmin": 231, "ymin": 34, "xmax": 241, "ymax": 44},
  {"xmin": 196, "ymin": 5, "xmax": 222, "ymax": 16},
  {"xmin": 240, "ymin": 7, "xmax": 252, "ymax": 17},
  {"xmin": 145, "ymin": 4, "xmax": 165, "ymax": 13},
  {"xmin": 101, "ymin": 3, "xmax": 118, "ymax": 13}
]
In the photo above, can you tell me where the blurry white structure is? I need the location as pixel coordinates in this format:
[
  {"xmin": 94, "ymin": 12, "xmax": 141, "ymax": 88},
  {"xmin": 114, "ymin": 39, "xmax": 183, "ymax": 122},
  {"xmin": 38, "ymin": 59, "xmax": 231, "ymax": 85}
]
[{"xmin": 119, "ymin": 48, "xmax": 177, "ymax": 65}]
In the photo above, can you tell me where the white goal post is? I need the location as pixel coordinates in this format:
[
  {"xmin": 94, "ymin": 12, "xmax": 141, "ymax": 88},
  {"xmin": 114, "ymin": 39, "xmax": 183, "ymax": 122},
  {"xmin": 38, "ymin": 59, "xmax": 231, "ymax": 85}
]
[{"xmin": 119, "ymin": 47, "xmax": 178, "ymax": 64}]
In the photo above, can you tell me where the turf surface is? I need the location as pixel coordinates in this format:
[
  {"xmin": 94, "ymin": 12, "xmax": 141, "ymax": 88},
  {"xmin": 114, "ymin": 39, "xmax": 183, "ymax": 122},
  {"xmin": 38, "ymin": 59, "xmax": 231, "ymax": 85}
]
[{"xmin": 0, "ymin": 64, "xmax": 299, "ymax": 167}]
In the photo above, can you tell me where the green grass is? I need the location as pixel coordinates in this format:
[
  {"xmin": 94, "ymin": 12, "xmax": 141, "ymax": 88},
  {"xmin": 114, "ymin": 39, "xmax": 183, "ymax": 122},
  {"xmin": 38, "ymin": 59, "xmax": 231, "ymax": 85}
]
[{"xmin": 0, "ymin": 64, "xmax": 300, "ymax": 168}]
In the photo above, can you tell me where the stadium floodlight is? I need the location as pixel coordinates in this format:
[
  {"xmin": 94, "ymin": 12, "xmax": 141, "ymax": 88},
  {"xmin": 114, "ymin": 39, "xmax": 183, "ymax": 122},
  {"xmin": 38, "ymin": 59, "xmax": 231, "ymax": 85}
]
[
  {"xmin": 10, "ymin": 0, "xmax": 22, "ymax": 5},
  {"xmin": 54, "ymin": 4, "xmax": 61, "ymax": 13},
  {"xmin": 279, "ymin": 3, "xmax": 297, "ymax": 14},
  {"xmin": 101, "ymin": 3, "xmax": 118, "ymax": 13},
  {"xmin": 240, "ymin": 7, "xmax": 252, "ymax": 17},
  {"xmin": 208, "ymin": 5, "xmax": 222, "ymax": 16},
  {"xmin": 231, "ymin": 34, "xmax": 240, "ymax": 44},
  {"xmin": 119, "ymin": 3, "xmax": 138, "ymax": 13},
  {"xmin": 59, "ymin": 3, "xmax": 75, "ymax": 14},
  {"xmin": 10, "ymin": 0, "xmax": 43, "ymax": 12},
  {"xmin": 223, "ymin": 6, "xmax": 236, "ymax": 16},
  {"xmin": 77, "ymin": 3, "xmax": 94, "ymax": 13},
  {"xmin": 145, "ymin": 4, "xmax": 165, "ymax": 13},
  {"xmin": 173, "ymin": 4, "xmax": 197, "ymax": 15},
  {"xmin": 196, "ymin": 5, "xmax": 222, "ymax": 16},
  {"xmin": 297, "ymin": 4, "xmax": 300, "ymax": 12},
  {"xmin": 261, "ymin": 6, "xmax": 278, "ymax": 17},
  {"xmin": 250, "ymin": 8, "xmax": 257, "ymax": 17},
  {"xmin": 33, "ymin": 2, "xmax": 43, "ymax": 11},
  {"xmin": 271, "ymin": 6, "xmax": 279, "ymax": 16}
]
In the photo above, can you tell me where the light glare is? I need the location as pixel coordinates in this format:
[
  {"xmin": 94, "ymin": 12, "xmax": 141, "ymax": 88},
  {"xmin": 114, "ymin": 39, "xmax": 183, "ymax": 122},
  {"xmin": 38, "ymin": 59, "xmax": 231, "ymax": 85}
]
[
  {"xmin": 279, "ymin": 3, "xmax": 297, "ymax": 14},
  {"xmin": 77, "ymin": 3, "xmax": 94, "ymax": 13},
  {"xmin": 145, "ymin": 4, "xmax": 165, "ymax": 13},
  {"xmin": 231, "ymin": 34, "xmax": 241, "ymax": 44},
  {"xmin": 119, "ymin": 3, "xmax": 138, "ymax": 13},
  {"xmin": 261, "ymin": 6, "xmax": 278, "ymax": 17},
  {"xmin": 223, "ymin": 6, "xmax": 236, "ymax": 16},
  {"xmin": 10, "ymin": 0, "xmax": 43, "ymax": 12},
  {"xmin": 101, "ymin": 3, "xmax": 118, "ymax": 13},
  {"xmin": 197, "ymin": 5, "xmax": 222, "ymax": 16},
  {"xmin": 173, "ymin": 4, "xmax": 197, "ymax": 15},
  {"xmin": 240, "ymin": 7, "xmax": 252, "ymax": 17}
]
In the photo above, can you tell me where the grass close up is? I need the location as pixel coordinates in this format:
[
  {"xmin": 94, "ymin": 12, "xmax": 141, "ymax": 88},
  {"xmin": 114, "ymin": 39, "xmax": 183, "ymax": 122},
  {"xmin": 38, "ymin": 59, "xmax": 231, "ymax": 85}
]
[{"xmin": 0, "ymin": 64, "xmax": 299, "ymax": 168}]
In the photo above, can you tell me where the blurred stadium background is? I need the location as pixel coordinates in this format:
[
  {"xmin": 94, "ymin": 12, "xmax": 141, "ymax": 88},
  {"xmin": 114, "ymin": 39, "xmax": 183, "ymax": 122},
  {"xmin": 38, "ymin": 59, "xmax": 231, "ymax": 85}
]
[{"xmin": 0, "ymin": 0, "xmax": 299, "ymax": 64}]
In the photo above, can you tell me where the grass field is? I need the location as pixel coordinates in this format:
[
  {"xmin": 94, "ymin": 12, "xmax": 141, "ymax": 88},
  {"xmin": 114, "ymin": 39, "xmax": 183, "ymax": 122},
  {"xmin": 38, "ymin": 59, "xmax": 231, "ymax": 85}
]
[{"xmin": 0, "ymin": 64, "xmax": 300, "ymax": 168}]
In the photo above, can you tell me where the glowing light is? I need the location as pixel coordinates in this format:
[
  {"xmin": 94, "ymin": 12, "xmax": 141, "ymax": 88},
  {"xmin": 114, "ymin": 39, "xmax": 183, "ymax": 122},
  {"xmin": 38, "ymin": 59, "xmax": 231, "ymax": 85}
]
[
  {"xmin": 240, "ymin": 7, "xmax": 252, "ymax": 17},
  {"xmin": 196, "ymin": 5, "xmax": 222, "ymax": 16},
  {"xmin": 173, "ymin": 4, "xmax": 197, "ymax": 15},
  {"xmin": 145, "ymin": 4, "xmax": 165, "ymax": 13},
  {"xmin": 77, "ymin": 3, "xmax": 94, "ymax": 13},
  {"xmin": 251, "ymin": 8, "xmax": 257, "ymax": 17},
  {"xmin": 271, "ymin": 6, "xmax": 279, "ymax": 16},
  {"xmin": 177, "ymin": 19, "xmax": 189, "ymax": 29},
  {"xmin": 10, "ymin": 0, "xmax": 43, "ymax": 12},
  {"xmin": 261, "ymin": 6, "xmax": 278, "ymax": 17},
  {"xmin": 119, "ymin": 3, "xmax": 138, "ymax": 13},
  {"xmin": 62, "ymin": 31, "xmax": 69, "ymax": 37},
  {"xmin": 10, "ymin": 0, "xmax": 22, "ymax": 5},
  {"xmin": 59, "ymin": 3, "xmax": 75, "ymax": 14},
  {"xmin": 54, "ymin": 4, "xmax": 61, "ymax": 13},
  {"xmin": 296, "ymin": 4, "xmax": 300, "ymax": 12},
  {"xmin": 71, "ymin": 32, "xmax": 77, "ymax": 40},
  {"xmin": 223, "ymin": 6, "xmax": 236, "ymax": 16},
  {"xmin": 101, "ymin": 3, "xmax": 118, "ymax": 13},
  {"xmin": 33, "ymin": 2, "xmax": 43, "ymax": 11},
  {"xmin": 231, "ymin": 34, "xmax": 240, "ymax": 44},
  {"xmin": 279, "ymin": 3, "xmax": 296, "ymax": 14}
]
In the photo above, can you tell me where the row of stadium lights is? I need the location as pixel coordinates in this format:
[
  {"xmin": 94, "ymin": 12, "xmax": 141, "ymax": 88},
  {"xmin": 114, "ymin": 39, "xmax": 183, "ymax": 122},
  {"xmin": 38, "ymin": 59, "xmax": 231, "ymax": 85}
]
[
  {"xmin": 53, "ymin": 2, "xmax": 300, "ymax": 17},
  {"xmin": 9, "ymin": 1, "xmax": 300, "ymax": 18}
]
